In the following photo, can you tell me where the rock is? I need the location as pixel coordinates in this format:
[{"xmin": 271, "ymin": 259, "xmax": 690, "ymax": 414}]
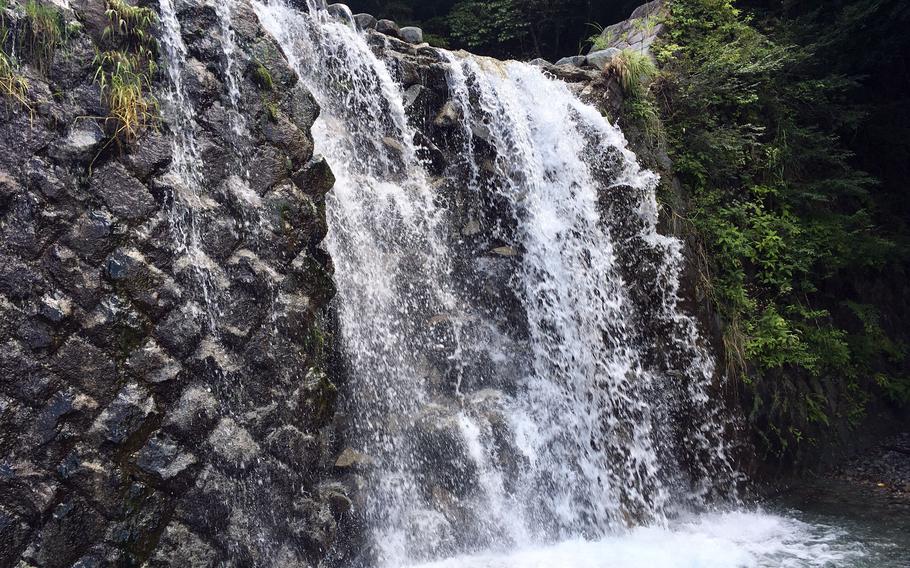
[
  {"xmin": 51, "ymin": 336, "xmax": 118, "ymax": 401},
  {"xmin": 353, "ymin": 13, "xmax": 376, "ymax": 30},
  {"xmin": 400, "ymin": 26, "xmax": 424, "ymax": 44},
  {"xmin": 19, "ymin": 496, "xmax": 105, "ymax": 568},
  {"xmin": 528, "ymin": 58, "xmax": 550, "ymax": 66},
  {"xmin": 555, "ymin": 55, "xmax": 588, "ymax": 67},
  {"xmin": 42, "ymin": 244, "xmax": 102, "ymax": 309},
  {"xmin": 262, "ymin": 109, "xmax": 314, "ymax": 168},
  {"xmin": 145, "ymin": 522, "xmax": 216, "ymax": 568},
  {"xmin": 137, "ymin": 434, "xmax": 197, "ymax": 480},
  {"xmin": 89, "ymin": 383, "xmax": 155, "ymax": 445},
  {"xmin": 376, "ymin": 19, "xmax": 401, "ymax": 39},
  {"xmin": 165, "ymin": 385, "xmax": 219, "ymax": 436},
  {"xmin": 155, "ymin": 303, "xmax": 205, "ymax": 360},
  {"xmin": 33, "ymin": 388, "xmax": 98, "ymax": 445},
  {"xmin": 126, "ymin": 339, "xmax": 182, "ymax": 384},
  {"xmin": 0, "ymin": 340, "xmax": 59, "ymax": 402},
  {"xmin": 125, "ymin": 132, "xmax": 172, "ymax": 180},
  {"xmin": 334, "ymin": 448, "xmax": 374, "ymax": 470},
  {"xmin": 64, "ymin": 210, "xmax": 116, "ymax": 263},
  {"xmin": 587, "ymin": 48, "xmax": 621, "ymax": 70},
  {"xmin": 183, "ymin": 58, "xmax": 222, "ymax": 108},
  {"xmin": 207, "ymin": 418, "xmax": 259, "ymax": 466},
  {"xmin": 55, "ymin": 123, "xmax": 104, "ymax": 162},
  {"xmin": 491, "ymin": 245, "xmax": 518, "ymax": 257},
  {"xmin": 90, "ymin": 162, "xmax": 157, "ymax": 222},
  {"xmin": 292, "ymin": 155, "xmax": 336, "ymax": 197},
  {"xmin": 38, "ymin": 292, "xmax": 74, "ymax": 324},
  {"xmin": 326, "ymin": 3, "xmax": 352, "ymax": 21},
  {"xmin": 264, "ymin": 426, "xmax": 318, "ymax": 466},
  {"xmin": 434, "ymin": 100, "xmax": 462, "ymax": 128}
]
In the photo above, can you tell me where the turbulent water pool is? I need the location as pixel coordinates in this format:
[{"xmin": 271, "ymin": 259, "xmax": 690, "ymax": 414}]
[
  {"xmin": 406, "ymin": 482, "xmax": 910, "ymax": 568},
  {"xmin": 415, "ymin": 511, "xmax": 910, "ymax": 568}
]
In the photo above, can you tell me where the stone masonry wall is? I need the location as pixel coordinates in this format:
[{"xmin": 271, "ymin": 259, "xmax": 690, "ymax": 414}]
[{"xmin": 0, "ymin": 1, "xmax": 348, "ymax": 566}]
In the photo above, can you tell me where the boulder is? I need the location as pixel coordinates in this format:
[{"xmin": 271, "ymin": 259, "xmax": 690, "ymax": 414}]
[
  {"xmin": 400, "ymin": 26, "xmax": 424, "ymax": 44},
  {"xmin": 326, "ymin": 3, "xmax": 352, "ymax": 21},
  {"xmin": 555, "ymin": 55, "xmax": 587, "ymax": 67},
  {"xmin": 353, "ymin": 13, "xmax": 377, "ymax": 30},
  {"xmin": 376, "ymin": 19, "xmax": 401, "ymax": 39},
  {"xmin": 587, "ymin": 48, "xmax": 621, "ymax": 71}
]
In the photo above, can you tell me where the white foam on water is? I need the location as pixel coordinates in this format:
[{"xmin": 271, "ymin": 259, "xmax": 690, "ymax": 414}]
[{"xmin": 406, "ymin": 511, "xmax": 865, "ymax": 568}]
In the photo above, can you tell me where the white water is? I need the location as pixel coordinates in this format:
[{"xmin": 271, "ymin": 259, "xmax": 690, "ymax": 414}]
[
  {"xmin": 251, "ymin": 2, "xmax": 882, "ymax": 567},
  {"xmin": 407, "ymin": 511, "xmax": 865, "ymax": 568}
]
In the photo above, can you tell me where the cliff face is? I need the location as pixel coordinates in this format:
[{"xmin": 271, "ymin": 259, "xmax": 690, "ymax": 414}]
[{"xmin": 0, "ymin": 1, "xmax": 345, "ymax": 565}]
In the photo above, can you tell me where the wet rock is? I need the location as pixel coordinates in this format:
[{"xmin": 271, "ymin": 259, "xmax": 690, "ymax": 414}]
[
  {"xmin": 353, "ymin": 13, "xmax": 377, "ymax": 30},
  {"xmin": 155, "ymin": 303, "xmax": 205, "ymax": 360},
  {"xmin": 137, "ymin": 433, "xmax": 197, "ymax": 480},
  {"xmin": 145, "ymin": 522, "xmax": 216, "ymax": 568},
  {"xmin": 164, "ymin": 385, "xmax": 219, "ymax": 438},
  {"xmin": 90, "ymin": 162, "xmax": 157, "ymax": 222},
  {"xmin": 183, "ymin": 58, "xmax": 223, "ymax": 109},
  {"xmin": 400, "ymin": 26, "xmax": 424, "ymax": 44},
  {"xmin": 33, "ymin": 388, "xmax": 98, "ymax": 446},
  {"xmin": 51, "ymin": 336, "xmax": 118, "ymax": 401},
  {"xmin": 528, "ymin": 58, "xmax": 550, "ymax": 66},
  {"xmin": 63, "ymin": 210, "xmax": 116, "ymax": 263},
  {"xmin": 265, "ymin": 426, "xmax": 319, "ymax": 466},
  {"xmin": 37, "ymin": 292, "xmax": 74, "ymax": 324},
  {"xmin": 376, "ymin": 19, "xmax": 401, "ymax": 39},
  {"xmin": 125, "ymin": 132, "xmax": 172, "ymax": 180},
  {"xmin": 208, "ymin": 418, "xmax": 260, "ymax": 466},
  {"xmin": 326, "ymin": 3, "xmax": 352, "ymax": 21},
  {"xmin": 292, "ymin": 155, "xmax": 336, "ymax": 197},
  {"xmin": 55, "ymin": 123, "xmax": 104, "ymax": 162},
  {"xmin": 20, "ymin": 496, "xmax": 105, "ymax": 568},
  {"xmin": 248, "ymin": 144, "xmax": 290, "ymax": 195},
  {"xmin": 42, "ymin": 244, "xmax": 102, "ymax": 309},
  {"xmin": 126, "ymin": 339, "xmax": 182, "ymax": 384},
  {"xmin": 89, "ymin": 383, "xmax": 155, "ymax": 445},
  {"xmin": 334, "ymin": 448, "xmax": 374, "ymax": 470},
  {"xmin": 262, "ymin": 109, "xmax": 315, "ymax": 168}
]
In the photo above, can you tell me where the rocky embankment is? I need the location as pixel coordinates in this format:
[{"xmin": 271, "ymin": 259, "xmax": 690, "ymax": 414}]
[
  {"xmin": 834, "ymin": 433, "xmax": 910, "ymax": 496},
  {"xmin": 1, "ymin": 0, "xmax": 345, "ymax": 565}
]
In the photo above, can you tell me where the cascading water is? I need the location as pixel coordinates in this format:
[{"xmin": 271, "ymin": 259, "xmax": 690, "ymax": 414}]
[{"xmin": 251, "ymin": 2, "xmax": 885, "ymax": 566}]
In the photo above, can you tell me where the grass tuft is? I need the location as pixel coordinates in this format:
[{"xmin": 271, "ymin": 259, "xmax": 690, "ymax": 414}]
[
  {"xmin": 0, "ymin": 0, "xmax": 31, "ymax": 111},
  {"xmin": 94, "ymin": 0, "xmax": 159, "ymax": 143},
  {"xmin": 603, "ymin": 48, "xmax": 659, "ymax": 99},
  {"xmin": 23, "ymin": 0, "xmax": 64, "ymax": 74}
]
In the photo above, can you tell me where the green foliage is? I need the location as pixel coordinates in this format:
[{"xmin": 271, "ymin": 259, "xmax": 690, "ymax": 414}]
[
  {"xmin": 23, "ymin": 0, "xmax": 63, "ymax": 74},
  {"xmin": 656, "ymin": 0, "xmax": 907, "ymax": 459},
  {"xmin": 94, "ymin": 0, "xmax": 159, "ymax": 143},
  {"xmin": 447, "ymin": 0, "xmax": 528, "ymax": 54}
]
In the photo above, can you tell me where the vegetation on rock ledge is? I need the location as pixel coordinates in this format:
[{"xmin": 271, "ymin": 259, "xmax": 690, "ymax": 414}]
[{"xmin": 94, "ymin": 0, "xmax": 159, "ymax": 143}]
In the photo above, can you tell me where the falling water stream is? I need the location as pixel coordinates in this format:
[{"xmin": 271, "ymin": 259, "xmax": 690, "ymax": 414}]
[{"xmin": 245, "ymin": 1, "xmax": 904, "ymax": 566}]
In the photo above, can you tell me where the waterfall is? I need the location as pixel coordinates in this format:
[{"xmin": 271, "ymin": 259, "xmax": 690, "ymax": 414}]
[{"xmin": 255, "ymin": 1, "xmax": 740, "ymax": 565}]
